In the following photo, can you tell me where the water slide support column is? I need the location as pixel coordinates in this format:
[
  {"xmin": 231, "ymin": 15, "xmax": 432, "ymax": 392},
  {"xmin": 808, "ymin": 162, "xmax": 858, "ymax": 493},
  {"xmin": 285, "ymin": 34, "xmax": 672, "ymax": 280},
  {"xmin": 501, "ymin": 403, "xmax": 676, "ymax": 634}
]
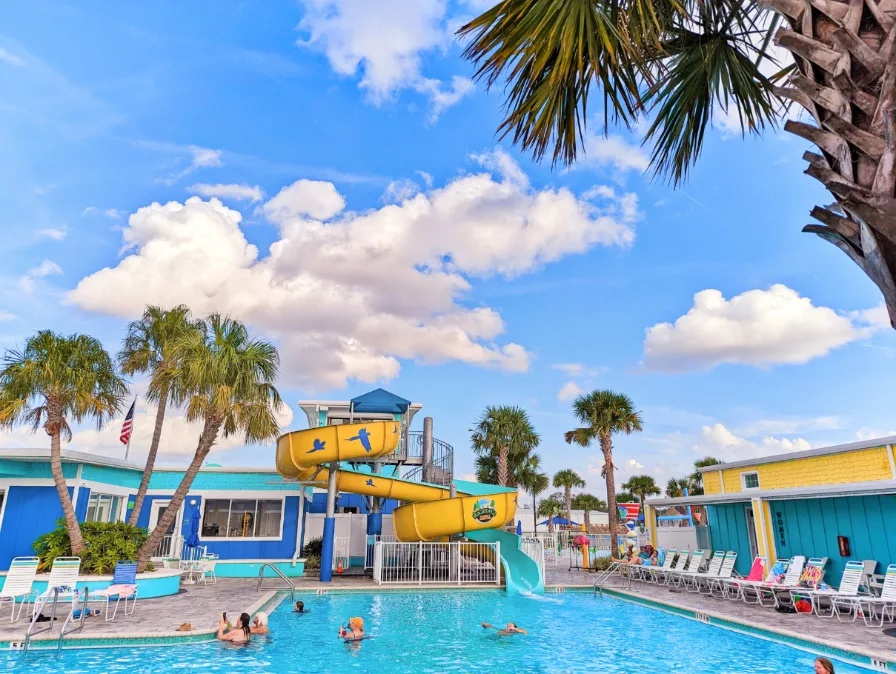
[
  {"xmin": 320, "ymin": 461, "xmax": 338, "ymax": 582},
  {"xmin": 367, "ymin": 463, "xmax": 383, "ymax": 536},
  {"xmin": 422, "ymin": 417, "xmax": 433, "ymax": 483}
]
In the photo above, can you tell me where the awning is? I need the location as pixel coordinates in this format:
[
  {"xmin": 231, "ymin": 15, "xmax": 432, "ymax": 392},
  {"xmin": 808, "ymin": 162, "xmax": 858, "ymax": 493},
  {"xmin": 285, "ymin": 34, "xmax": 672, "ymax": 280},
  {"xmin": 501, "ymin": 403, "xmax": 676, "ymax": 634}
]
[{"xmin": 350, "ymin": 388, "xmax": 412, "ymax": 414}]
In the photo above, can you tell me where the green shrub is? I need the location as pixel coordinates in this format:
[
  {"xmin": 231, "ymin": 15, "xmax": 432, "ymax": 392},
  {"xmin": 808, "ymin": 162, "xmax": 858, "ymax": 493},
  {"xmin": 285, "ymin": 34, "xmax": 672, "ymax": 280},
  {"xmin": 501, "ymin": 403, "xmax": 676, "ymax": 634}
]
[
  {"xmin": 590, "ymin": 555, "xmax": 615, "ymax": 572},
  {"xmin": 33, "ymin": 520, "xmax": 155, "ymax": 574},
  {"xmin": 303, "ymin": 554, "xmax": 321, "ymax": 570},
  {"xmin": 302, "ymin": 536, "xmax": 323, "ymax": 558}
]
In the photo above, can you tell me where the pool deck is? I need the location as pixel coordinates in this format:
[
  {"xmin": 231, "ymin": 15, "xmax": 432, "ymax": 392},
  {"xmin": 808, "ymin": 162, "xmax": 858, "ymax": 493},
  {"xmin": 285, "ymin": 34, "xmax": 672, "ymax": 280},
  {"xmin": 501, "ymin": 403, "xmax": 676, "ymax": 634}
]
[{"xmin": 547, "ymin": 568, "xmax": 896, "ymax": 668}]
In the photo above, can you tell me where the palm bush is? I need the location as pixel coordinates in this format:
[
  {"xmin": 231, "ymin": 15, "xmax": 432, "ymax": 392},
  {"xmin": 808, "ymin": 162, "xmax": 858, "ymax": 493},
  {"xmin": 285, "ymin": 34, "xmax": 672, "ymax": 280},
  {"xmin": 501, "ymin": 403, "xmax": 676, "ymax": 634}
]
[{"xmin": 33, "ymin": 520, "xmax": 153, "ymax": 574}]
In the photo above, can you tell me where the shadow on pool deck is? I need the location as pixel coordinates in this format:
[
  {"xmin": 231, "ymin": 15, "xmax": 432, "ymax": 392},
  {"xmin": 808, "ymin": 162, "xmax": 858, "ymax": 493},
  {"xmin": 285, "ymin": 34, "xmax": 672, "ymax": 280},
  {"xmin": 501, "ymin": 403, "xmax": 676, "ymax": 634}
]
[{"xmin": 546, "ymin": 567, "xmax": 896, "ymax": 665}]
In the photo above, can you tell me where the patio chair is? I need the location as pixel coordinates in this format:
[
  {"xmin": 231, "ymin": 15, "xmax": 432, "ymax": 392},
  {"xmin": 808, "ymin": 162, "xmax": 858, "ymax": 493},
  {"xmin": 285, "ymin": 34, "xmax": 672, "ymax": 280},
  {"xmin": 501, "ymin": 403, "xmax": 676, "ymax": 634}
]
[
  {"xmin": 802, "ymin": 561, "xmax": 868, "ymax": 618},
  {"xmin": 741, "ymin": 556, "xmax": 805, "ymax": 606},
  {"xmin": 680, "ymin": 550, "xmax": 724, "ymax": 592},
  {"xmin": 837, "ymin": 564, "xmax": 896, "ymax": 627},
  {"xmin": 702, "ymin": 551, "xmax": 738, "ymax": 596},
  {"xmin": 32, "ymin": 556, "xmax": 81, "ymax": 617},
  {"xmin": 720, "ymin": 555, "xmax": 765, "ymax": 600},
  {"xmin": 0, "ymin": 556, "xmax": 39, "ymax": 622},
  {"xmin": 90, "ymin": 561, "xmax": 138, "ymax": 622},
  {"xmin": 198, "ymin": 554, "xmax": 219, "ymax": 585},
  {"xmin": 656, "ymin": 550, "xmax": 690, "ymax": 585},
  {"xmin": 772, "ymin": 557, "xmax": 828, "ymax": 610},
  {"xmin": 668, "ymin": 550, "xmax": 706, "ymax": 588}
]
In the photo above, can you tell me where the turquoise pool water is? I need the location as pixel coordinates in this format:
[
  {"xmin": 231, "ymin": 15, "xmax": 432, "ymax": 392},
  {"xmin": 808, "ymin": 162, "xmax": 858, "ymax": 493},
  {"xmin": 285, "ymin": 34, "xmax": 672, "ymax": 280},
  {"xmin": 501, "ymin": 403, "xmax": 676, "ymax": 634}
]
[{"xmin": 0, "ymin": 591, "xmax": 873, "ymax": 673}]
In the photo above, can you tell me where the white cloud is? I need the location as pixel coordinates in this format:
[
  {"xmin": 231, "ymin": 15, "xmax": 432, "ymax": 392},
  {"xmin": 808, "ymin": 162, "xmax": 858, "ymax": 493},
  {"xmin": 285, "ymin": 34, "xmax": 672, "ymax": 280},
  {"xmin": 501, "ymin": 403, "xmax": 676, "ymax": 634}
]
[
  {"xmin": 733, "ymin": 416, "xmax": 842, "ymax": 437},
  {"xmin": 553, "ymin": 363, "xmax": 603, "ymax": 378},
  {"xmin": 693, "ymin": 423, "xmax": 812, "ymax": 462},
  {"xmin": 0, "ymin": 47, "xmax": 25, "ymax": 67},
  {"xmin": 557, "ymin": 381, "xmax": 584, "ymax": 401},
  {"xmin": 18, "ymin": 259, "xmax": 62, "ymax": 293},
  {"xmin": 104, "ymin": 208, "xmax": 124, "ymax": 219},
  {"xmin": 459, "ymin": 472, "xmax": 478, "ymax": 482},
  {"xmin": 382, "ymin": 179, "xmax": 420, "ymax": 204},
  {"xmin": 0, "ymin": 311, "xmax": 16, "ymax": 322},
  {"xmin": 164, "ymin": 146, "xmax": 223, "ymax": 184},
  {"xmin": 856, "ymin": 427, "xmax": 896, "ymax": 441},
  {"xmin": 188, "ymin": 183, "xmax": 264, "ymax": 203},
  {"xmin": 579, "ymin": 133, "xmax": 650, "ymax": 174},
  {"xmin": 643, "ymin": 284, "xmax": 879, "ymax": 372},
  {"xmin": 297, "ymin": 0, "xmax": 472, "ymax": 118},
  {"xmin": 626, "ymin": 458, "xmax": 644, "ymax": 471},
  {"xmin": 38, "ymin": 228, "xmax": 67, "ymax": 241},
  {"xmin": 70, "ymin": 150, "xmax": 639, "ymax": 389}
]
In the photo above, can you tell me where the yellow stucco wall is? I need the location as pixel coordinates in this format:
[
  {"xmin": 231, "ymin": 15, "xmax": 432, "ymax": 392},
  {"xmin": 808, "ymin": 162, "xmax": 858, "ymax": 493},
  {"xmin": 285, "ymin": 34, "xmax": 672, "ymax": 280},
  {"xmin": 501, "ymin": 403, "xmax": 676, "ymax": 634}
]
[{"xmin": 703, "ymin": 445, "xmax": 895, "ymax": 495}]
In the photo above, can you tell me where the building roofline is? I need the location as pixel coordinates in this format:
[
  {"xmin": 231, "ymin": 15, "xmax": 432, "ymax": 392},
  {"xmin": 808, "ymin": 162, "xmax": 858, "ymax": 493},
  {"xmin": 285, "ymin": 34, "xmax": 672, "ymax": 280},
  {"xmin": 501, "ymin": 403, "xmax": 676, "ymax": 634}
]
[
  {"xmin": 0, "ymin": 448, "xmax": 279, "ymax": 474},
  {"xmin": 698, "ymin": 434, "xmax": 896, "ymax": 473},
  {"xmin": 647, "ymin": 478, "xmax": 896, "ymax": 507}
]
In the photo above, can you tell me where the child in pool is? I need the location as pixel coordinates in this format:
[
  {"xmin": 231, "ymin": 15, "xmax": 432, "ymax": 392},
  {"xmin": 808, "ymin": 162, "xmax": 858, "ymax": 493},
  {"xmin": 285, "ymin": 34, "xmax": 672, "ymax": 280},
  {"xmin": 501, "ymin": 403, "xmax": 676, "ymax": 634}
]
[{"xmin": 482, "ymin": 621, "xmax": 528, "ymax": 636}]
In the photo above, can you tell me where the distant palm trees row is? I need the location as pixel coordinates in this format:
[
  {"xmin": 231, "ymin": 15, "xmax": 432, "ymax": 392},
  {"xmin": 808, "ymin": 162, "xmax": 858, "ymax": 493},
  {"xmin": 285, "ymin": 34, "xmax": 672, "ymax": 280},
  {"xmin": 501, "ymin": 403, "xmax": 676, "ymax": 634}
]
[
  {"xmin": 0, "ymin": 306, "xmax": 282, "ymax": 571},
  {"xmin": 471, "ymin": 390, "xmax": 643, "ymax": 551}
]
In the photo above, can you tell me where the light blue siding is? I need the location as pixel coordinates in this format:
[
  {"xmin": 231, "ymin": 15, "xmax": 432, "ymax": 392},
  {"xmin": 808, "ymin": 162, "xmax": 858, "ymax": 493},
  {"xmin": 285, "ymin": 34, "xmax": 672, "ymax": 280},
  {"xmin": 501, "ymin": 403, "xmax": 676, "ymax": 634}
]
[
  {"xmin": 81, "ymin": 464, "xmax": 142, "ymax": 489},
  {"xmin": 147, "ymin": 471, "xmax": 298, "ymax": 491},
  {"xmin": 0, "ymin": 460, "xmax": 78, "ymax": 480},
  {"xmin": 705, "ymin": 503, "xmax": 753, "ymax": 576}
]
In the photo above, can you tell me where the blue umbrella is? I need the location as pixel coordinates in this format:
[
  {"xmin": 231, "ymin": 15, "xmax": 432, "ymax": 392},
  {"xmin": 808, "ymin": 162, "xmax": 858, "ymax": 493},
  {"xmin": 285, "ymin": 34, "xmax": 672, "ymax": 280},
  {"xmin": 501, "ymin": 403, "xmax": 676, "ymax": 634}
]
[
  {"xmin": 516, "ymin": 520, "xmax": 522, "ymax": 536},
  {"xmin": 186, "ymin": 509, "xmax": 201, "ymax": 548}
]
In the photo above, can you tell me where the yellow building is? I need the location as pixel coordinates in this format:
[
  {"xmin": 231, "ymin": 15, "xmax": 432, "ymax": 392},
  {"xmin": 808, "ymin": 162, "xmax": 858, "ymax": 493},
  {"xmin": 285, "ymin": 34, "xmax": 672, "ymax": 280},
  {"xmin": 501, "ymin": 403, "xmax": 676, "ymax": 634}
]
[{"xmin": 645, "ymin": 436, "xmax": 896, "ymax": 582}]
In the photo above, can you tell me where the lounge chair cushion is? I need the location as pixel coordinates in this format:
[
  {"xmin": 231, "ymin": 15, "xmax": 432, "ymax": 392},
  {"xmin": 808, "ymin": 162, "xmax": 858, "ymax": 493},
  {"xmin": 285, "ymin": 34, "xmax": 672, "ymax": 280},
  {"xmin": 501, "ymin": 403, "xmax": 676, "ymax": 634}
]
[{"xmin": 92, "ymin": 584, "xmax": 137, "ymax": 598}]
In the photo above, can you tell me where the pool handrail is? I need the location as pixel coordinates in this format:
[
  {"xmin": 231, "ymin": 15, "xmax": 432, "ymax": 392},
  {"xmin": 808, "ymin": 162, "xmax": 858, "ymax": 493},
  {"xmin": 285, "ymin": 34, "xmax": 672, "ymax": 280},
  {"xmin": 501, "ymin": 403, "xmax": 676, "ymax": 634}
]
[{"xmin": 256, "ymin": 562, "xmax": 296, "ymax": 605}]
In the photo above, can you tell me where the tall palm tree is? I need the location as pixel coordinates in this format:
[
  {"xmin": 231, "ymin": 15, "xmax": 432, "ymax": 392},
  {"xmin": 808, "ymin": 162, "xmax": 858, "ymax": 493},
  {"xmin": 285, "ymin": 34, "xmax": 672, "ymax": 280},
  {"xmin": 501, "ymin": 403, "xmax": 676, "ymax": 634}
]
[
  {"xmin": 553, "ymin": 469, "xmax": 586, "ymax": 525},
  {"xmin": 665, "ymin": 477, "xmax": 692, "ymax": 498},
  {"xmin": 565, "ymin": 390, "xmax": 643, "ymax": 553},
  {"xmin": 118, "ymin": 305, "xmax": 200, "ymax": 526},
  {"xmin": 0, "ymin": 332, "xmax": 127, "ymax": 553},
  {"xmin": 690, "ymin": 456, "xmax": 722, "ymax": 495},
  {"xmin": 622, "ymin": 474, "xmax": 661, "ymax": 511},
  {"xmin": 537, "ymin": 496, "xmax": 564, "ymax": 534},
  {"xmin": 517, "ymin": 454, "xmax": 549, "ymax": 533},
  {"xmin": 460, "ymin": 1, "xmax": 896, "ymax": 328},
  {"xmin": 571, "ymin": 493, "xmax": 606, "ymax": 530},
  {"xmin": 471, "ymin": 405, "xmax": 540, "ymax": 487},
  {"xmin": 135, "ymin": 315, "xmax": 282, "ymax": 570}
]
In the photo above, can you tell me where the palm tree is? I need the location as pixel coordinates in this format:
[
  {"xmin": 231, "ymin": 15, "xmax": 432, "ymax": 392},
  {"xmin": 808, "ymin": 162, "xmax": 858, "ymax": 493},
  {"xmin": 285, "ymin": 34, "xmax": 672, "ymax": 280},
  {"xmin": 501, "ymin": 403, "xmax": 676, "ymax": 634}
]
[
  {"xmin": 665, "ymin": 477, "xmax": 692, "ymax": 498},
  {"xmin": 616, "ymin": 491, "xmax": 637, "ymax": 504},
  {"xmin": 565, "ymin": 390, "xmax": 643, "ymax": 555},
  {"xmin": 537, "ymin": 496, "xmax": 564, "ymax": 534},
  {"xmin": 460, "ymin": 2, "xmax": 896, "ymax": 328},
  {"xmin": 471, "ymin": 406, "xmax": 540, "ymax": 487},
  {"xmin": 571, "ymin": 493, "xmax": 605, "ymax": 530},
  {"xmin": 118, "ymin": 305, "xmax": 200, "ymax": 526},
  {"xmin": 690, "ymin": 457, "xmax": 722, "ymax": 495},
  {"xmin": 517, "ymin": 454, "xmax": 549, "ymax": 533},
  {"xmin": 0, "ymin": 332, "xmax": 127, "ymax": 553},
  {"xmin": 622, "ymin": 474, "xmax": 661, "ymax": 511},
  {"xmin": 135, "ymin": 315, "xmax": 282, "ymax": 570},
  {"xmin": 553, "ymin": 469, "xmax": 586, "ymax": 525}
]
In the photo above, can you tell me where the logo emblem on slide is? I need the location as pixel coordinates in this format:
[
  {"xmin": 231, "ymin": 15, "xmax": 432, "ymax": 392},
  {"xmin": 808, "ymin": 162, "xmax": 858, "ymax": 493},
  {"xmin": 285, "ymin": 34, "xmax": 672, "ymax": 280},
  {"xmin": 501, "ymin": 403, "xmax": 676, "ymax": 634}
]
[{"xmin": 472, "ymin": 498, "xmax": 497, "ymax": 524}]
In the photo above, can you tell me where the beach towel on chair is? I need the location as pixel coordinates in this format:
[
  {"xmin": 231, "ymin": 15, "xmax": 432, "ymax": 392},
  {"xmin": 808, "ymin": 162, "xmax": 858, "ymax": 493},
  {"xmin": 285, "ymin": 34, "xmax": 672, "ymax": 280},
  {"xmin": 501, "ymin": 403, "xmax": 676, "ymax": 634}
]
[
  {"xmin": 798, "ymin": 566, "xmax": 822, "ymax": 588},
  {"xmin": 746, "ymin": 558, "xmax": 765, "ymax": 581}
]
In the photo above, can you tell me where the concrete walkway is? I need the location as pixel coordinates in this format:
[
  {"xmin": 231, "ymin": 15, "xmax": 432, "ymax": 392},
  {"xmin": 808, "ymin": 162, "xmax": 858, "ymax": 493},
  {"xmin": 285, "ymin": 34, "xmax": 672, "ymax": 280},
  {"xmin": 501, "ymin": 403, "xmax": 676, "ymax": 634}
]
[{"xmin": 547, "ymin": 567, "xmax": 896, "ymax": 665}]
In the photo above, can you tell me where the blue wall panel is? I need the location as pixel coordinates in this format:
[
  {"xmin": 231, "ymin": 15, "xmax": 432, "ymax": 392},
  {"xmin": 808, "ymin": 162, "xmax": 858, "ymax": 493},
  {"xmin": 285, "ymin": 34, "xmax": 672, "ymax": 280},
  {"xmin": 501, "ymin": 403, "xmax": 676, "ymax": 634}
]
[
  {"xmin": 75, "ymin": 487, "xmax": 91, "ymax": 522},
  {"xmin": 308, "ymin": 492, "xmax": 398, "ymax": 514},
  {"xmin": 705, "ymin": 503, "xmax": 753, "ymax": 576},
  {"xmin": 0, "ymin": 486, "xmax": 73, "ymax": 569}
]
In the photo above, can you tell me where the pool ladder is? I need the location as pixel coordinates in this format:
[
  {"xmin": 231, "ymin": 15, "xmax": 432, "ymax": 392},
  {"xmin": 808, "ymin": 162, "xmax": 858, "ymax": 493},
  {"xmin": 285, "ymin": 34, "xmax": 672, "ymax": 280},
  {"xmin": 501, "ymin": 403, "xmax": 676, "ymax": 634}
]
[
  {"xmin": 21, "ymin": 587, "xmax": 90, "ymax": 655},
  {"xmin": 256, "ymin": 563, "xmax": 296, "ymax": 604},
  {"xmin": 593, "ymin": 562, "xmax": 633, "ymax": 596}
]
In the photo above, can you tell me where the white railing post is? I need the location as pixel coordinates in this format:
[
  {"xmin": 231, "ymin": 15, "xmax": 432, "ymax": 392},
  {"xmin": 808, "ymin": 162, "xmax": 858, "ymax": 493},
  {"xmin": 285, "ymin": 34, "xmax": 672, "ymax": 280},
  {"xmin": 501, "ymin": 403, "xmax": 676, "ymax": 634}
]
[
  {"xmin": 418, "ymin": 541, "xmax": 423, "ymax": 585},
  {"xmin": 495, "ymin": 542, "xmax": 501, "ymax": 586}
]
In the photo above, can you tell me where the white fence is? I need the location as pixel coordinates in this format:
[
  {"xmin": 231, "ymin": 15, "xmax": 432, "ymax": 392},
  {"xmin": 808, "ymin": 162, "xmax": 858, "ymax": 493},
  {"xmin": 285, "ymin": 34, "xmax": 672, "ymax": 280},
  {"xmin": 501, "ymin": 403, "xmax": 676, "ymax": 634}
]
[
  {"xmin": 365, "ymin": 534, "xmax": 398, "ymax": 569},
  {"xmin": 373, "ymin": 541, "xmax": 501, "ymax": 585},
  {"xmin": 332, "ymin": 536, "xmax": 350, "ymax": 570},
  {"xmin": 154, "ymin": 534, "xmax": 183, "ymax": 559},
  {"xmin": 520, "ymin": 537, "xmax": 545, "ymax": 579}
]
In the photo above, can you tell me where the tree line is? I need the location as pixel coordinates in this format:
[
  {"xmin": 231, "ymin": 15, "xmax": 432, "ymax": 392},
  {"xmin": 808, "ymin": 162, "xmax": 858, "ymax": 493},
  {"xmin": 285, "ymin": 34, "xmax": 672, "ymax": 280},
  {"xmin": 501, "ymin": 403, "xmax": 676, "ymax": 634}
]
[{"xmin": 0, "ymin": 306, "xmax": 282, "ymax": 571}]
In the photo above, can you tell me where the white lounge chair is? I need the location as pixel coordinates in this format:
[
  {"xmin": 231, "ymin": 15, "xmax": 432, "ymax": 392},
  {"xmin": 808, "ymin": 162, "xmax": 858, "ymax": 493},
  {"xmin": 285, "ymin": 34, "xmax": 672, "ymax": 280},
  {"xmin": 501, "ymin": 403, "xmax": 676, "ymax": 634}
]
[
  {"xmin": 657, "ymin": 550, "xmax": 690, "ymax": 585},
  {"xmin": 773, "ymin": 557, "xmax": 828, "ymax": 610},
  {"xmin": 720, "ymin": 555, "xmax": 766, "ymax": 600},
  {"xmin": 644, "ymin": 549, "xmax": 676, "ymax": 584},
  {"xmin": 680, "ymin": 550, "xmax": 725, "ymax": 592},
  {"xmin": 703, "ymin": 552, "xmax": 738, "ymax": 596},
  {"xmin": 838, "ymin": 564, "xmax": 896, "ymax": 627},
  {"xmin": 0, "ymin": 557, "xmax": 39, "ymax": 622},
  {"xmin": 804, "ymin": 561, "xmax": 869, "ymax": 618},
  {"xmin": 668, "ymin": 550, "xmax": 706, "ymax": 588},
  {"xmin": 32, "ymin": 556, "xmax": 81, "ymax": 617},
  {"xmin": 741, "ymin": 556, "xmax": 805, "ymax": 606}
]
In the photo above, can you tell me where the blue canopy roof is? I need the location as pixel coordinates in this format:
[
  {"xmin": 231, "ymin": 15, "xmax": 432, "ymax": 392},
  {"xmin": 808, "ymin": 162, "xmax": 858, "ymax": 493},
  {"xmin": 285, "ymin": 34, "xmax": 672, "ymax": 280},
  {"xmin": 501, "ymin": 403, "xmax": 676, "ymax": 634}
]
[
  {"xmin": 538, "ymin": 516, "xmax": 579, "ymax": 526},
  {"xmin": 350, "ymin": 388, "xmax": 412, "ymax": 414}
]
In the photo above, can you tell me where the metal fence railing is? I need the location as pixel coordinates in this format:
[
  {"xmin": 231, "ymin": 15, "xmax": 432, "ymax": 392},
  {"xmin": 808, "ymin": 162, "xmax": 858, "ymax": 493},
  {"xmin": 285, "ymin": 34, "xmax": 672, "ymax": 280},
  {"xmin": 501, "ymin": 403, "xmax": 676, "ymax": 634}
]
[
  {"xmin": 520, "ymin": 537, "xmax": 545, "ymax": 580},
  {"xmin": 529, "ymin": 533, "xmax": 559, "ymax": 566},
  {"xmin": 365, "ymin": 534, "xmax": 398, "ymax": 569},
  {"xmin": 567, "ymin": 534, "xmax": 613, "ymax": 571},
  {"xmin": 332, "ymin": 536, "xmax": 350, "ymax": 570},
  {"xmin": 154, "ymin": 534, "xmax": 183, "ymax": 560},
  {"xmin": 403, "ymin": 432, "xmax": 454, "ymax": 486},
  {"xmin": 373, "ymin": 541, "xmax": 501, "ymax": 585}
]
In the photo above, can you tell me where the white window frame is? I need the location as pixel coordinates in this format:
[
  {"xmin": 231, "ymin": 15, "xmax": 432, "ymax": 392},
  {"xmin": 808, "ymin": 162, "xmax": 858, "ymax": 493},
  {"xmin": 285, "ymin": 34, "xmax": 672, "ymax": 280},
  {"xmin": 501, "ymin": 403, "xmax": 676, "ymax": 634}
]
[
  {"xmin": 199, "ymin": 496, "xmax": 286, "ymax": 541},
  {"xmin": 740, "ymin": 471, "xmax": 761, "ymax": 491},
  {"xmin": 85, "ymin": 491, "xmax": 125, "ymax": 523}
]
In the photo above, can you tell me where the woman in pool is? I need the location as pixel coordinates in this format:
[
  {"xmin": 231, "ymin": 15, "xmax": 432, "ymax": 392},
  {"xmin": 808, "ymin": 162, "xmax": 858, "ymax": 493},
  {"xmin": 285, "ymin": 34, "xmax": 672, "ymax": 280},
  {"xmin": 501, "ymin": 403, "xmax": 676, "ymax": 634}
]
[
  {"xmin": 814, "ymin": 657, "xmax": 835, "ymax": 674},
  {"xmin": 217, "ymin": 612, "xmax": 252, "ymax": 643},
  {"xmin": 481, "ymin": 622, "xmax": 528, "ymax": 635},
  {"xmin": 251, "ymin": 611, "xmax": 269, "ymax": 635},
  {"xmin": 339, "ymin": 617, "xmax": 366, "ymax": 641}
]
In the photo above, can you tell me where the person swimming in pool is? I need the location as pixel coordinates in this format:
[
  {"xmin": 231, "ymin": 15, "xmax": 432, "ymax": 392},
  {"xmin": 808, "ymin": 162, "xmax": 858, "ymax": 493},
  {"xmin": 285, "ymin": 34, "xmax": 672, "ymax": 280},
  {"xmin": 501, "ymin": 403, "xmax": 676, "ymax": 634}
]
[
  {"xmin": 294, "ymin": 600, "xmax": 308, "ymax": 613},
  {"xmin": 339, "ymin": 617, "xmax": 367, "ymax": 641},
  {"xmin": 482, "ymin": 621, "xmax": 528, "ymax": 636}
]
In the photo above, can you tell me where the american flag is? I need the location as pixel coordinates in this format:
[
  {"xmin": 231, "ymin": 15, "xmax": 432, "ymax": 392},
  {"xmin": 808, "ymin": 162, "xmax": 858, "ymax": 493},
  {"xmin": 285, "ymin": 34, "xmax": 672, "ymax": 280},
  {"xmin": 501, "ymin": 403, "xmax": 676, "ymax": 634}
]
[{"xmin": 119, "ymin": 399, "xmax": 136, "ymax": 445}]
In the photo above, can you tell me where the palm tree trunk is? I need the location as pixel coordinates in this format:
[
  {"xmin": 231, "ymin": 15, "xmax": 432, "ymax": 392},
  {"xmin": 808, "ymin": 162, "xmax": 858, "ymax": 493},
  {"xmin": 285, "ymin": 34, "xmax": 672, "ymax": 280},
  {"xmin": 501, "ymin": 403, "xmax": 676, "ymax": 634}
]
[
  {"xmin": 601, "ymin": 432, "xmax": 618, "ymax": 555},
  {"xmin": 497, "ymin": 445, "xmax": 508, "ymax": 487},
  {"xmin": 584, "ymin": 510, "xmax": 591, "ymax": 531},
  {"xmin": 564, "ymin": 487, "xmax": 572, "ymax": 526},
  {"xmin": 762, "ymin": 0, "xmax": 896, "ymax": 325},
  {"xmin": 48, "ymin": 417, "xmax": 84, "ymax": 555},
  {"xmin": 128, "ymin": 390, "xmax": 168, "ymax": 526},
  {"xmin": 135, "ymin": 415, "xmax": 222, "ymax": 571}
]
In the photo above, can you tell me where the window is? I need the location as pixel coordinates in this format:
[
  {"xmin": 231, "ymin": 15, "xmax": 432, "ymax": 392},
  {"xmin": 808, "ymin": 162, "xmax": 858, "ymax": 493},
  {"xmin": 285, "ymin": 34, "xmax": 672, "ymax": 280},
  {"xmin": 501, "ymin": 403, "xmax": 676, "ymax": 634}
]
[
  {"xmin": 201, "ymin": 499, "xmax": 283, "ymax": 538},
  {"xmin": 741, "ymin": 472, "xmax": 760, "ymax": 490},
  {"xmin": 85, "ymin": 493, "xmax": 122, "ymax": 523}
]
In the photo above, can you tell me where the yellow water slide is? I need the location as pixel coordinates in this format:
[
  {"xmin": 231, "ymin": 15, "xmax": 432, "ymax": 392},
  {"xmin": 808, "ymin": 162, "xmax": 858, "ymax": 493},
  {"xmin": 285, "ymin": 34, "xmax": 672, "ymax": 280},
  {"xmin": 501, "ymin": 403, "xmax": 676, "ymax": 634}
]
[{"xmin": 275, "ymin": 420, "xmax": 517, "ymax": 541}]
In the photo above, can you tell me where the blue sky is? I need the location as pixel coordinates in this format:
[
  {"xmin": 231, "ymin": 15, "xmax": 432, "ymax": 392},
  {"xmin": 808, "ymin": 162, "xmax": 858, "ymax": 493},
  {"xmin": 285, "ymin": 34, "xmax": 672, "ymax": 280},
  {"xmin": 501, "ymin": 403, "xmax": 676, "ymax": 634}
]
[{"xmin": 1, "ymin": 1, "xmax": 894, "ymax": 502}]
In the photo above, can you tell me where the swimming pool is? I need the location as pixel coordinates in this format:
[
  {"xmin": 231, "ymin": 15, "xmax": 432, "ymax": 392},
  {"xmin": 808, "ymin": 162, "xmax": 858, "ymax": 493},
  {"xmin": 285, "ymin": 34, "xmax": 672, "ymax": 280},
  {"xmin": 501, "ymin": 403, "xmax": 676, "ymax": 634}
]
[{"xmin": 0, "ymin": 591, "xmax": 875, "ymax": 673}]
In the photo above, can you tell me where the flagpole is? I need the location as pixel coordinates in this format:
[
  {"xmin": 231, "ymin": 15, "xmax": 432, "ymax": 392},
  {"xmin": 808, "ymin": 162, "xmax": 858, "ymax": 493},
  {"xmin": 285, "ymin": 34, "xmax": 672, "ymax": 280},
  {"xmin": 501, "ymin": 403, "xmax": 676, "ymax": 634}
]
[{"xmin": 124, "ymin": 397, "xmax": 136, "ymax": 462}]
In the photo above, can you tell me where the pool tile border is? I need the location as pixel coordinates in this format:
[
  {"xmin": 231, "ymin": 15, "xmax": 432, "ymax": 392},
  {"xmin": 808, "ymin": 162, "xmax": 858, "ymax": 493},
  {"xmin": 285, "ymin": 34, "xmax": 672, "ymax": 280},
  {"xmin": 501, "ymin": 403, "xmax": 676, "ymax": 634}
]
[{"xmin": 551, "ymin": 585, "xmax": 895, "ymax": 672}]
